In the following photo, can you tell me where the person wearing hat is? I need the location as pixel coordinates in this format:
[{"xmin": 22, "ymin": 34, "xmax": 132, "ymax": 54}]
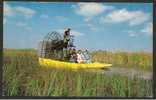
[{"xmin": 63, "ymin": 28, "xmax": 71, "ymax": 48}]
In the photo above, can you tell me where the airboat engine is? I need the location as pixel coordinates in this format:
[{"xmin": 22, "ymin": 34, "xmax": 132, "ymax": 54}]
[
  {"xmin": 38, "ymin": 31, "xmax": 75, "ymax": 61},
  {"xmin": 38, "ymin": 32, "xmax": 61, "ymax": 59}
]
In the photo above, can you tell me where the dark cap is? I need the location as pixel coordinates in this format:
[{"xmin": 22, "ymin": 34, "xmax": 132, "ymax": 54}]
[{"xmin": 67, "ymin": 28, "xmax": 71, "ymax": 31}]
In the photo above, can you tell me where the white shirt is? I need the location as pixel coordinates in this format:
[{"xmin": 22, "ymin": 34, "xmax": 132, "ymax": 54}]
[{"xmin": 77, "ymin": 53, "xmax": 83, "ymax": 63}]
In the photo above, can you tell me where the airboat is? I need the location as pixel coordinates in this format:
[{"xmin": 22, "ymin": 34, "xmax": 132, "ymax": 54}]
[{"xmin": 38, "ymin": 31, "xmax": 112, "ymax": 69}]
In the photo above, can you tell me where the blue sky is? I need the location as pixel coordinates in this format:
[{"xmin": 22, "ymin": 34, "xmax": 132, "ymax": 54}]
[{"xmin": 3, "ymin": 2, "xmax": 153, "ymax": 52}]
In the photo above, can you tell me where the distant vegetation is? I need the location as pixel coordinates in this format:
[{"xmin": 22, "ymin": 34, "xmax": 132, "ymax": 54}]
[
  {"xmin": 3, "ymin": 49, "xmax": 153, "ymax": 97},
  {"xmin": 91, "ymin": 50, "xmax": 152, "ymax": 71}
]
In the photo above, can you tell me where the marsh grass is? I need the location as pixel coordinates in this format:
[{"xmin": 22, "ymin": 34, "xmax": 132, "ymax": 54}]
[
  {"xmin": 3, "ymin": 49, "xmax": 153, "ymax": 97},
  {"xmin": 91, "ymin": 50, "xmax": 152, "ymax": 71}
]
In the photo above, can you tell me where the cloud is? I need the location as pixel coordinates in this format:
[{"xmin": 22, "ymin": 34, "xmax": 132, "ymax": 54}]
[
  {"xmin": 57, "ymin": 29, "xmax": 84, "ymax": 37},
  {"xmin": 102, "ymin": 9, "xmax": 150, "ymax": 26},
  {"xmin": 126, "ymin": 22, "xmax": 152, "ymax": 37},
  {"xmin": 4, "ymin": 3, "xmax": 14, "ymax": 16},
  {"xmin": 16, "ymin": 22, "xmax": 27, "ymax": 27},
  {"xmin": 129, "ymin": 33, "xmax": 137, "ymax": 37},
  {"xmin": 87, "ymin": 23, "xmax": 99, "ymax": 32},
  {"xmin": 25, "ymin": 27, "xmax": 32, "ymax": 31},
  {"xmin": 73, "ymin": 3, "xmax": 114, "ymax": 21},
  {"xmin": 15, "ymin": 6, "xmax": 36, "ymax": 18},
  {"xmin": 38, "ymin": 2, "xmax": 49, "ymax": 4},
  {"xmin": 71, "ymin": 4, "xmax": 76, "ymax": 9},
  {"xmin": 127, "ymin": 31, "xmax": 138, "ymax": 37},
  {"xmin": 129, "ymin": 12, "xmax": 150, "ymax": 26},
  {"xmin": 75, "ymin": 3, "xmax": 104, "ymax": 17},
  {"xmin": 40, "ymin": 14, "xmax": 49, "ymax": 19},
  {"xmin": 141, "ymin": 22, "xmax": 153, "ymax": 35},
  {"xmin": 3, "ymin": 3, "xmax": 36, "ymax": 18},
  {"xmin": 16, "ymin": 22, "xmax": 32, "ymax": 31},
  {"xmin": 55, "ymin": 16, "xmax": 68, "ymax": 22},
  {"xmin": 72, "ymin": 30, "xmax": 84, "ymax": 37}
]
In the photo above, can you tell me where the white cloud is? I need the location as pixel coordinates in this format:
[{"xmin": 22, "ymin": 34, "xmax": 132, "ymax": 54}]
[
  {"xmin": 15, "ymin": 6, "xmax": 36, "ymax": 18},
  {"xmin": 16, "ymin": 22, "xmax": 27, "ymax": 27},
  {"xmin": 40, "ymin": 14, "xmax": 49, "ymax": 19},
  {"xmin": 75, "ymin": 3, "xmax": 104, "ymax": 17},
  {"xmin": 103, "ymin": 9, "xmax": 150, "ymax": 26},
  {"xmin": 71, "ymin": 5, "xmax": 76, "ymax": 8},
  {"xmin": 72, "ymin": 30, "xmax": 84, "ymax": 36},
  {"xmin": 129, "ymin": 33, "xmax": 137, "ymax": 37},
  {"xmin": 103, "ymin": 9, "xmax": 133, "ymax": 23},
  {"xmin": 16, "ymin": 22, "xmax": 32, "ymax": 31},
  {"xmin": 4, "ymin": 3, "xmax": 14, "ymax": 16},
  {"xmin": 127, "ymin": 31, "xmax": 138, "ymax": 37},
  {"xmin": 90, "ymin": 27, "xmax": 99, "ymax": 32},
  {"xmin": 38, "ymin": 2, "xmax": 49, "ymax": 4},
  {"xmin": 55, "ymin": 16, "xmax": 68, "ymax": 22},
  {"xmin": 3, "ymin": 3, "xmax": 36, "ymax": 18},
  {"xmin": 141, "ymin": 22, "xmax": 153, "ymax": 35},
  {"xmin": 129, "ymin": 11, "xmax": 150, "ymax": 26},
  {"xmin": 73, "ymin": 3, "xmax": 114, "ymax": 21},
  {"xmin": 57, "ymin": 29, "xmax": 84, "ymax": 37},
  {"xmin": 25, "ymin": 27, "xmax": 32, "ymax": 31},
  {"xmin": 126, "ymin": 22, "xmax": 153, "ymax": 37},
  {"xmin": 87, "ymin": 23, "xmax": 99, "ymax": 32}
]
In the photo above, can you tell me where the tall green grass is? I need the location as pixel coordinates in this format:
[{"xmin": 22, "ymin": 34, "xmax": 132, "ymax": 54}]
[
  {"xmin": 91, "ymin": 50, "xmax": 152, "ymax": 71},
  {"xmin": 3, "ymin": 49, "xmax": 153, "ymax": 97}
]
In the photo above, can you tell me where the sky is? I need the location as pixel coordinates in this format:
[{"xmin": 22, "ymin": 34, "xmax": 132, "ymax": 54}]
[{"xmin": 3, "ymin": 2, "xmax": 153, "ymax": 52}]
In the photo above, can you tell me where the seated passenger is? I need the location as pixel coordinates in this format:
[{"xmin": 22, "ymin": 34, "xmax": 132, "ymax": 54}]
[
  {"xmin": 69, "ymin": 49, "xmax": 77, "ymax": 63},
  {"xmin": 83, "ymin": 49, "xmax": 91, "ymax": 63},
  {"xmin": 77, "ymin": 50, "xmax": 84, "ymax": 63}
]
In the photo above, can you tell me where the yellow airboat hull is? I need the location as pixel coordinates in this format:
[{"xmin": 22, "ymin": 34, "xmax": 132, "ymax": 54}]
[{"xmin": 39, "ymin": 58, "xmax": 112, "ymax": 69}]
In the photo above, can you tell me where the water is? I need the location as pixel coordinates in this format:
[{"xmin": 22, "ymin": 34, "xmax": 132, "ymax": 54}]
[
  {"xmin": 102, "ymin": 67, "xmax": 152, "ymax": 80},
  {"xmin": 84, "ymin": 67, "xmax": 152, "ymax": 80}
]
